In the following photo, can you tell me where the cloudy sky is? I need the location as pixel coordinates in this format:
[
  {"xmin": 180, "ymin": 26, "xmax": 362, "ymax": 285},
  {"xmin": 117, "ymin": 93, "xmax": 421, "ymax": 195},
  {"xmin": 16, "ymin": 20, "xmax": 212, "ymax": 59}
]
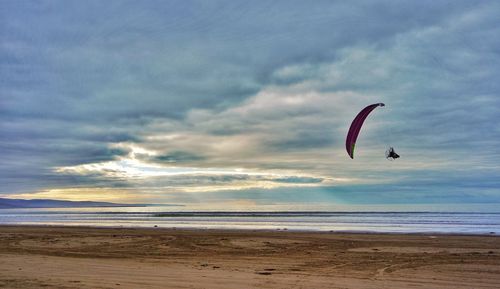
[{"xmin": 1, "ymin": 1, "xmax": 499, "ymax": 210}]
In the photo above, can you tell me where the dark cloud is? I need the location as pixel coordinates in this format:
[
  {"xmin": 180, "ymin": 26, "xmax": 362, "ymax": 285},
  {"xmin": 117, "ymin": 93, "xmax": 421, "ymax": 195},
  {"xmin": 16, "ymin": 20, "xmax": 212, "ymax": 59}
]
[
  {"xmin": 149, "ymin": 151, "xmax": 205, "ymax": 164},
  {"xmin": 273, "ymin": 176, "xmax": 323, "ymax": 184},
  {"xmin": 134, "ymin": 174, "xmax": 325, "ymax": 188}
]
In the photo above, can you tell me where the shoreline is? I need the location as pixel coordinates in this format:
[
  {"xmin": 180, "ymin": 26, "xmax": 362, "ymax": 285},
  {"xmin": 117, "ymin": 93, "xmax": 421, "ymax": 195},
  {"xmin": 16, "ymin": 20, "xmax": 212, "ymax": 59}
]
[
  {"xmin": 1, "ymin": 225, "xmax": 500, "ymax": 288},
  {"xmin": 1, "ymin": 224, "xmax": 498, "ymax": 237}
]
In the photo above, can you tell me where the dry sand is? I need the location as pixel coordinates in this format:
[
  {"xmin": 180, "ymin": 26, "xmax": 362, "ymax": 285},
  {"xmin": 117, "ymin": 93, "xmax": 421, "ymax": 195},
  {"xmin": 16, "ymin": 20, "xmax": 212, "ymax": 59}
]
[{"xmin": 1, "ymin": 226, "xmax": 499, "ymax": 288}]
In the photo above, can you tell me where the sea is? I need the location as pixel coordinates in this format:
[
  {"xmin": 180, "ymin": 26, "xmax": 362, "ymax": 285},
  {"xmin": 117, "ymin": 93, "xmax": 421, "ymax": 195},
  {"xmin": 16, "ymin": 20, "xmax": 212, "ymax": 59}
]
[{"xmin": 1, "ymin": 206, "xmax": 500, "ymax": 235}]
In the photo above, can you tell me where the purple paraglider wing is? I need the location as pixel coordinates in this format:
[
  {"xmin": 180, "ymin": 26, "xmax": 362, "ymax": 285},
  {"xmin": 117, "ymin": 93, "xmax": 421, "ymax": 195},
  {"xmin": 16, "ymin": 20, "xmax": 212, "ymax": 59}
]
[{"xmin": 346, "ymin": 103, "xmax": 384, "ymax": 159}]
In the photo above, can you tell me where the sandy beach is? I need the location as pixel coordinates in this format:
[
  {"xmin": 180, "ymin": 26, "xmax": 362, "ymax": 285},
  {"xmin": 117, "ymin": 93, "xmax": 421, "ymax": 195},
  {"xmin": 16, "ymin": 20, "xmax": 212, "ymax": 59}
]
[{"xmin": 0, "ymin": 226, "xmax": 499, "ymax": 289}]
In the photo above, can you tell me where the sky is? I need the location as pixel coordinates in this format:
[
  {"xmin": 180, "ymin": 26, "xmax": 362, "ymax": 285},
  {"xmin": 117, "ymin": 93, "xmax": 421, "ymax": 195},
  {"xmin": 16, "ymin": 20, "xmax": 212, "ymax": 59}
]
[{"xmin": 1, "ymin": 0, "xmax": 499, "ymax": 210}]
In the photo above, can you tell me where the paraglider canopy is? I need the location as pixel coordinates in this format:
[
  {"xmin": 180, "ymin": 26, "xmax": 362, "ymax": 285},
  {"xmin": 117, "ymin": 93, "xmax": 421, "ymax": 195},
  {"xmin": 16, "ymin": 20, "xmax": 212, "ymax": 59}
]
[{"xmin": 345, "ymin": 103, "xmax": 385, "ymax": 159}]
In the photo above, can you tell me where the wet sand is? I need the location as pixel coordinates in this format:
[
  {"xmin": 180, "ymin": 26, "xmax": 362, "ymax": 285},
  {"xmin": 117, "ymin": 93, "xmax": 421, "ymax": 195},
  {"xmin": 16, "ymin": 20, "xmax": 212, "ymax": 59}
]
[{"xmin": 1, "ymin": 226, "xmax": 499, "ymax": 288}]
